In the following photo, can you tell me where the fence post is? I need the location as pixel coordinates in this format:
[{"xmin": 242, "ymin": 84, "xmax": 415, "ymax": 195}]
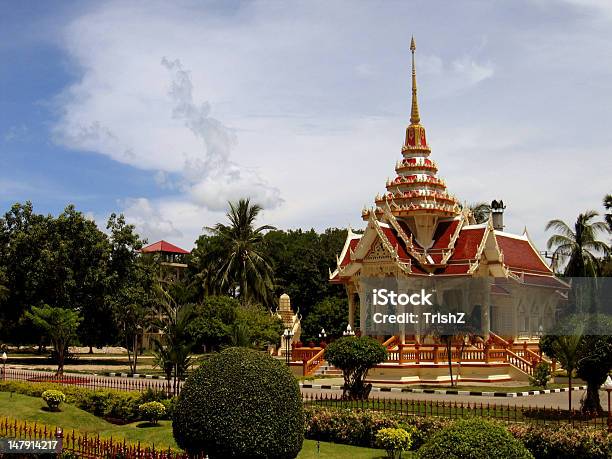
[{"xmin": 55, "ymin": 426, "xmax": 63, "ymax": 453}]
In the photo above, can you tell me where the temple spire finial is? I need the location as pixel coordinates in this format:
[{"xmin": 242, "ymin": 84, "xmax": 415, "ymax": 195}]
[{"xmin": 410, "ymin": 36, "xmax": 420, "ymax": 125}]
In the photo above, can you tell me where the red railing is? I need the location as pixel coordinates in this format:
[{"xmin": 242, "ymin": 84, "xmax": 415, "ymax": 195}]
[
  {"xmin": 292, "ymin": 347, "xmax": 323, "ymax": 363},
  {"xmin": 505, "ymin": 349, "xmax": 534, "ymax": 376},
  {"xmin": 0, "ymin": 417, "xmax": 202, "ymax": 458},
  {"xmin": 303, "ymin": 348, "xmax": 326, "ymax": 376}
]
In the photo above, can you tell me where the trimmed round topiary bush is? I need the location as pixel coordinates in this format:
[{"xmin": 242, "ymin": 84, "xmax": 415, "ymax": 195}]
[
  {"xmin": 139, "ymin": 401, "xmax": 166, "ymax": 425},
  {"xmin": 172, "ymin": 347, "xmax": 304, "ymax": 459},
  {"xmin": 418, "ymin": 418, "xmax": 533, "ymax": 459},
  {"xmin": 42, "ymin": 389, "xmax": 66, "ymax": 411}
]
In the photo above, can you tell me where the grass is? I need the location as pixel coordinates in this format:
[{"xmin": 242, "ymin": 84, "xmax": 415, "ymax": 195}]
[
  {"xmin": 0, "ymin": 392, "xmax": 395, "ymax": 457},
  {"xmin": 298, "ymin": 440, "xmax": 405, "ymax": 458},
  {"xmin": 0, "ymin": 392, "xmax": 178, "ymax": 448}
]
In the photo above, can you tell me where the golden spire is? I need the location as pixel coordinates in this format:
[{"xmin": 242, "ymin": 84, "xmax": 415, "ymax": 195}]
[{"xmin": 410, "ymin": 36, "xmax": 420, "ymax": 125}]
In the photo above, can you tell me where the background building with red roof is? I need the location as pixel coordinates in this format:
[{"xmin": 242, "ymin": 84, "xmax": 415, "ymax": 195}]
[{"xmin": 140, "ymin": 240, "xmax": 190, "ymax": 283}]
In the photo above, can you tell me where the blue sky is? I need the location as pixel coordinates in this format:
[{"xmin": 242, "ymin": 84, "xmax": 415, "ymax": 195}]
[{"xmin": 1, "ymin": 0, "xmax": 611, "ymax": 250}]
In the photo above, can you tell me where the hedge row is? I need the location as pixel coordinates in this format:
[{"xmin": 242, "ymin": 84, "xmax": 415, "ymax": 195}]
[
  {"xmin": 508, "ymin": 423, "xmax": 612, "ymax": 459},
  {"xmin": 304, "ymin": 406, "xmax": 449, "ymax": 449},
  {"xmin": 0, "ymin": 381, "xmax": 175, "ymax": 422},
  {"xmin": 304, "ymin": 406, "xmax": 612, "ymax": 458}
]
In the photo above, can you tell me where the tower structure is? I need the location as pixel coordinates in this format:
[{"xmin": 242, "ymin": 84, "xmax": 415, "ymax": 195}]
[{"xmin": 364, "ymin": 38, "xmax": 459, "ymax": 248}]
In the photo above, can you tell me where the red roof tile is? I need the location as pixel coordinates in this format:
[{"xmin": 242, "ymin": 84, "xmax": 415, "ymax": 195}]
[
  {"xmin": 140, "ymin": 240, "xmax": 190, "ymax": 254},
  {"xmin": 340, "ymin": 238, "xmax": 361, "ymax": 267},
  {"xmin": 380, "ymin": 227, "xmax": 410, "ymax": 260},
  {"xmin": 449, "ymin": 228, "xmax": 486, "ymax": 261},
  {"xmin": 431, "ymin": 219, "xmax": 459, "ymax": 249},
  {"xmin": 495, "ymin": 235, "xmax": 550, "ymax": 273}
]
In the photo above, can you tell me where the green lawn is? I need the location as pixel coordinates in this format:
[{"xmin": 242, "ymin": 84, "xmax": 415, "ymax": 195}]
[{"xmin": 0, "ymin": 392, "xmax": 395, "ymax": 457}]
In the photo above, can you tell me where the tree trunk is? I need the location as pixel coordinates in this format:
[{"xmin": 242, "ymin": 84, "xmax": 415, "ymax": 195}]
[
  {"xmin": 568, "ymin": 372, "xmax": 572, "ymax": 415},
  {"xmin": 582, "ymin": 380, "xmax": 603, "ymax": 414},
  {"xmin": 446, "ymin": 340, "xmax": 454, "ymax": 387},
  {"xmin": 132, "ymin": 334, "xmax": 139, "ymax": 374},
  {"xmin": 56, "ymin": 342, "xmax": 64, "ymax": 378}
]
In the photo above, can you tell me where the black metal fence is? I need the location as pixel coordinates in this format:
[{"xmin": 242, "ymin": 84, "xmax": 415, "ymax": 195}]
[{"xmin": 302, "ymin": 392, "xmax": 611, "ymax": 429}]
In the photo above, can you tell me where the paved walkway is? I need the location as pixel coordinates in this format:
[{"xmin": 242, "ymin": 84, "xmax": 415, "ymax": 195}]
[{"xmin": 300, "ymin": 385, "xmax": 611, "ymax": 410}]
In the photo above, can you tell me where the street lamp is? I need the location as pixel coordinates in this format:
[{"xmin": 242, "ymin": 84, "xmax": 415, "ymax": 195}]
[
  {"xmin": 283, "ymin": 328, "xmax": 294, "ymax": 365},
  {"xmin": 1, "ymin": 352, "xmax": 7, "ymax": 381},
  {"xmin": 318, "ymin": 328, "xmax": 327, "ymax": 340},
  {"xmin": 343, "ymin": 324, "xmax": 355, "ymax": 336},
  {"xmin": 603, "ymin": 376, "xmax": 612, "ymax": 433}
]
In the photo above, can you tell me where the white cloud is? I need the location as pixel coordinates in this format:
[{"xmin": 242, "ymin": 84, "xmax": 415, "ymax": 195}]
[
  {"xmin": 46, "ymin": 1, "xmax": 612, "ymax": 251},
  {"xmin": 120, "ymin": 197, "xmax": 183, "ymax": 243}
]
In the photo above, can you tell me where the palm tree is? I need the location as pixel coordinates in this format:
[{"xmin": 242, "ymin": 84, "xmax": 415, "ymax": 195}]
[
  {"xmin": 152, "ymin": 285, "xmax": 196, "ymax": 395},
  {"xmin": 604, "ymin": 194, "xmax": 612, "ymax": 232},
  {"xmin": 466, "ymin": 202, "xmax": 491, "ymax": 224},
  {"xmin": 551, "ymin": 334, "xmax": 582, "ymax": 413},
  {"xmin": 204, "ymin": 199, "xmax": 276, "ymax": 306},
  {"xmin": 545, "ymin": 211, "xmax": 609, "ymax": 276}
]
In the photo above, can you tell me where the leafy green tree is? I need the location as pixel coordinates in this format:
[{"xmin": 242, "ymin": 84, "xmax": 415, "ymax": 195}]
[
  {"xmin": 0, "ymin": 202, "xmax": 111, "ymax": 347},
  {"xmin": 325, "ymin": 336, "xmax": 387, "ymax": 400},
  {"xmin": 185, "ymin": 296, "xmax": 239, "ymax": 351},
  {"xmin": 0, "ymin": 267, "xmax": 8, "ymax": 303},
  {"xmin": 54, "ymin": 206, "xmax": 112, "ymax": 351},
  {"xmin": 545, "ymin": 211, "xmax": 609, "ymax": 276},
  {"xmin": 301, "ymin": 297, "xmax": 348, "ymax": 342},
  {"xmin": 200, "ymin": 199, "xmax": 276, "ymax": 306},
  {"xmin": 111, "ymin": 278, "xmax": 155, "ymax": 374},
  {"xmin": 25, "ymin": 305, "xmax": 82, "ymax": 376},
  {"xmin": 234, "ymin": 303, "xmax": 283, "ymax": 350},
  {"xmin": 263, "ymin": 228, "xmax": 347, "ymax": 319},
  {"xmin": 107, "ymin": 213, "xmax": 155, "ymax": 373}
]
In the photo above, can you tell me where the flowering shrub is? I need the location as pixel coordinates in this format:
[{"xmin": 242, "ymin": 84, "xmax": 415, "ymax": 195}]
[
  {"xmin": 42, "ymin": 389, "xmax": 66, "ymax": 411},
  {"xmin": 305, "ymin": 406, "xmax": 399, "ymax": 447},
  {"xmin": 375, "ymin": 427, "xmax": 415, "ymax": 458},
  {"xmin": 304, "ymin": 406, "xmax": 448, "ymax": 449},
  {"xmin": 508, "ymin": 424, "xmax": 612, "ymax": 459},
  {"xmin": 139, "ymin": 401, "xmax": 166, "ymax": 425}
]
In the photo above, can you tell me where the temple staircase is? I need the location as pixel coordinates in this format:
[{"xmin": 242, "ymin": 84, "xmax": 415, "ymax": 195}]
[
  {"xmin": 313, "ymin": 363, "xmax": 342, "ymax": 377},
  {"xmin": 382, "ymin": 333, "xmax": 552, "ymax": 381}
]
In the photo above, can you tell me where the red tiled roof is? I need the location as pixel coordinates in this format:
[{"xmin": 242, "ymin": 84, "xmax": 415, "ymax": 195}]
[
  {"xmin": 448, "ymin": 228, "xmax": 486, "ymax": 261},
  {"xmin": 380, "ymin": 227, "xmax": 410, "ymax": 260},
  {"xmin": 431, "ymin": 219, "xmax": 459, "ymax": 249},
  {"xmin": 340, "ymin": 238, "xmax": 361, "ymax": 267},
  {"xmin": 495, "ymin": 235, "xmax": 550, "ymax": 273},
  {"xmin": 140, "ymin": 240, "xmax": 190, "ymax": 254}
]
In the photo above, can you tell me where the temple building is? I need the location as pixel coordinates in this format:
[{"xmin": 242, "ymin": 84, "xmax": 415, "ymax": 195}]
[{"xmin": 327, "ymin": 38, "xmax": 566, "ymax": 384}]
